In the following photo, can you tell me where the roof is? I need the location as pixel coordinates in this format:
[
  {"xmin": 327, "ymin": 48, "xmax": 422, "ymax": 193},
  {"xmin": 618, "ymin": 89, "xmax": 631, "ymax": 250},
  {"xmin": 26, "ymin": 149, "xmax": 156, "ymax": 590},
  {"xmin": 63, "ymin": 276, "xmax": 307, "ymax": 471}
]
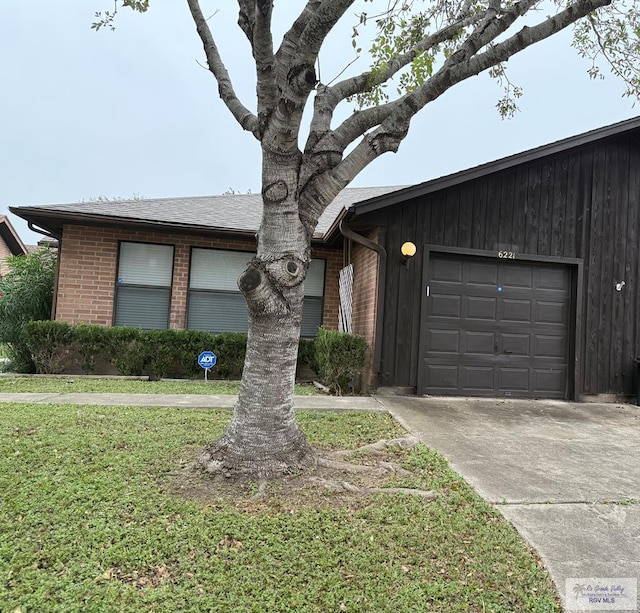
[
  {"xmin": 9, "ymin": 186, "xmax": 403, "ymax": 242},
  {"xmin": 346, "ymin": 115, "xmax": 640, "ymax": 217},
  {"xmin": 0, "ymin": 216, "xmax": 28, "ymax": 256}
]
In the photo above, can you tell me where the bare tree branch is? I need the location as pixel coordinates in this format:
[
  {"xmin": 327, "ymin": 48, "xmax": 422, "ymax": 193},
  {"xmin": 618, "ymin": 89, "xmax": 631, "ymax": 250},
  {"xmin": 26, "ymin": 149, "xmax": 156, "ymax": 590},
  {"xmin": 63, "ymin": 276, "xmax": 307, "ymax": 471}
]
[
  {"xmin": 298, "ymin": 0, "xmax": 613, "ymax": 224},
  {"xmin": 327, "ymin": 0, "xmax": 537, "ymax": 150},
  {"xmin": 187, "ymin": 0, "xmax": 259, "ymax": 136},
  {"xmin": 253, "ymin": 1, "xmax": 278, "ymax": 114},
  {"xmin": 237, "ymin": 0, "xmax": 255, "ymax": 43},
  {"xmin": 304, "ymin": 14, "xmax": 477, "ymax": 144},
  {"xmin": 330, "ymin": 10, "xmax": 485, "ymax": 103},
  {"xmin": 276, "ymin": 0, "xmax": 322, "ymax": 65},
  {"xmin": 295, "ymin": 0, "xmax": 357, "ymax": 66}
]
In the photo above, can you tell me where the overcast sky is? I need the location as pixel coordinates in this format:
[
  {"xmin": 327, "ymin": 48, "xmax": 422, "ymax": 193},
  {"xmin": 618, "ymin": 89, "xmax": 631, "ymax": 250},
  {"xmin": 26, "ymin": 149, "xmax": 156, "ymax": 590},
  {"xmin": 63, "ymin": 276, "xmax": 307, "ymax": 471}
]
[{"xmin": 1, "ymin": 1, "xmax": 636, "ymax": 245}]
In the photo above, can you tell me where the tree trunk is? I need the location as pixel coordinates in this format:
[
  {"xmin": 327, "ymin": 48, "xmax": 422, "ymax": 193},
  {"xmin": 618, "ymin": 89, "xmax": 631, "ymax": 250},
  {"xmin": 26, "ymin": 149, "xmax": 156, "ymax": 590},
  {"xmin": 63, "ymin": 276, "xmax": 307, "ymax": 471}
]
[{"xmin": 198, "ymin": 153, "xmax": 316, "ymax": 479}]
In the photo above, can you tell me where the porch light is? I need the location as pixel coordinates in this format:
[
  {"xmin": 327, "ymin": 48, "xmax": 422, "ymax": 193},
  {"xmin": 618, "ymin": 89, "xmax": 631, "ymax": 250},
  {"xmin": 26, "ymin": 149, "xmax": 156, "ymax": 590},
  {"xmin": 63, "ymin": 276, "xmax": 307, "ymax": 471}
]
[{"xmin": 401, "ymin": 241, "xmax": 417, "ymax": 267}]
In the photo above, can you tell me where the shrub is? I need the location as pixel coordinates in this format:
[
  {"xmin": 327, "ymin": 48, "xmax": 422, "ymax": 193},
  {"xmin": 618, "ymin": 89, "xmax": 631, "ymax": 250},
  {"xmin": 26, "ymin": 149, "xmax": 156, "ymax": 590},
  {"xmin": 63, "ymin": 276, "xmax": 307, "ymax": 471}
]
[
  {"xmin": 73, "ymin": 323, "xmax": 108, "ymax": 374},
  {"xmin": 139, "ymin": 329, "xmax": 183, "ymax": 381},
  {"xmin": 314, "ymin": 328, "xmax": 368, "ymax": 395},
  {"xmin": 24, "ymin": 320, "xmax": 74, "ymax": 374},
  {"xmin": 210, "ymin": 333, "xmax": 247, "ymax": 378},
  {"xmin": 19, "ymin": 322, "xmax": 329, "ymax": 383},
  {"xmin": 297, "ymin": 338, "xmax": 317, "ymax": 371},
  {"xmin": 0, "ymin": 248, "xmax": 56, "ymax": 372},
  {"xmin": 103, "ymin": 327, "xmax": 146, "ymax": 376}
]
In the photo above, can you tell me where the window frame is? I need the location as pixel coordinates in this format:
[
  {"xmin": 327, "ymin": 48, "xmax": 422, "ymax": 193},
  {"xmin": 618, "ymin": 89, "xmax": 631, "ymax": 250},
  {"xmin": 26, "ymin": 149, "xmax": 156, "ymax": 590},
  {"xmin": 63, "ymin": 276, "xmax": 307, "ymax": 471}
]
[{"xmin": 112, "ymin": 240, "xmax": 175, "ymax": 330}]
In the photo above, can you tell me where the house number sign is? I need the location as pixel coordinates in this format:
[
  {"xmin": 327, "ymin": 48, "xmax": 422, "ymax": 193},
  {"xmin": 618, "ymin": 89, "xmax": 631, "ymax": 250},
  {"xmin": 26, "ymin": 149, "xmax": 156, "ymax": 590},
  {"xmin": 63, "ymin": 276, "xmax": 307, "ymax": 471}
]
[{"xmin": 497, "ymin": 250, "xmax": 516, "ymax": 259}]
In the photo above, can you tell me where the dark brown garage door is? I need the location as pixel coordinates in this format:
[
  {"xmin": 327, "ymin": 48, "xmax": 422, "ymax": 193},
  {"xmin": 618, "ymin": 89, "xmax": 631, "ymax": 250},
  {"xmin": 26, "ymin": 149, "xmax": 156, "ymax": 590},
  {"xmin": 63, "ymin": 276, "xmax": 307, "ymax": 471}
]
[{"xmin": 420, "ymin": 252, "xmax": 573, "ymax": 398}]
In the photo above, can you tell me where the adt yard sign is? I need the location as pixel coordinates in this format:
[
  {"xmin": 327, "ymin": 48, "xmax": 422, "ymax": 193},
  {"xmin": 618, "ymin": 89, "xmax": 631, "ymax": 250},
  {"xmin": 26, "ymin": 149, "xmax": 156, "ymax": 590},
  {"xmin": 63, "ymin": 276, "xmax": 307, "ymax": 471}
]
[{"xmin": 198, "ymin": 351, "xmax": 217, "ymax": 380}]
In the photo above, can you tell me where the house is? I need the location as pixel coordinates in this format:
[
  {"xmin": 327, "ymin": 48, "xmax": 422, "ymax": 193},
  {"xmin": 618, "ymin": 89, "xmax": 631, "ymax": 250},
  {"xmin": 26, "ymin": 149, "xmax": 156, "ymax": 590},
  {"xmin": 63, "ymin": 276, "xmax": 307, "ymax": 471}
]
[
  {"xmin": 11, "ymin": 116, "xmax": 640, "ymax": 400},
  {"xmin": 8, "ymin": 186, "xmax": 399, "ymax": 339},
  {"xmin": 0, "ymin": 216, "xmax": 29, "ymax": 277}
]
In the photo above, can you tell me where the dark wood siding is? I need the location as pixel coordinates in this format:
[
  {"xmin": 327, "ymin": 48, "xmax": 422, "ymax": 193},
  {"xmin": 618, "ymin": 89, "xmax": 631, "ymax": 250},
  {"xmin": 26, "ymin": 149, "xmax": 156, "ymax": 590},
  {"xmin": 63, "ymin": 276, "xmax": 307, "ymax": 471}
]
[{"xmin": 370, "ymin": 133, "xmax": 640, "ymax": 396}]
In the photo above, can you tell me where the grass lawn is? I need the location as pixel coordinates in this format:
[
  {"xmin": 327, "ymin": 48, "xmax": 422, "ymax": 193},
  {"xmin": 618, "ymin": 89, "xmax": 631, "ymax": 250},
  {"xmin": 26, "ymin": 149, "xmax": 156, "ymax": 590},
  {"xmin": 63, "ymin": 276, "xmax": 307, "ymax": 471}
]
[
  {"xmin": 0, "ymin": 376, "xmax": 317, "ymax": 396},
  {"xmin": 0, "ymin": 403, "xmax": 560, "ymax": 612}
]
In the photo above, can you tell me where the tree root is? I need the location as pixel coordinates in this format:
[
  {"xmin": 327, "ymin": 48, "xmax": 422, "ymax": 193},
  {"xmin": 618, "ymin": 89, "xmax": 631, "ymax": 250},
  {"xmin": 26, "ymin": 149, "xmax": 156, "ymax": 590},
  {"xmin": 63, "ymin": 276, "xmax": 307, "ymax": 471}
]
[
  {"xmin": 304, "ymin": 433, "xmax": 432, "ymax": 500},
  {"xmin": 308, "ymin": 477, "xmax": 435, "ymax": 500},
  {"xmin": 316, "ymin": 432, "xmax": 421, "ymax": 477},
  {"xmin": 171, "ymin": 433, "xmax": 434, "ymax": 507},
  {"xmin": 316, "ymin": 456, "xmax": 412, "ymax": 477},
  {"xmin": 332, "ymin": 433, "xmax": 421, "ymax": 458}
]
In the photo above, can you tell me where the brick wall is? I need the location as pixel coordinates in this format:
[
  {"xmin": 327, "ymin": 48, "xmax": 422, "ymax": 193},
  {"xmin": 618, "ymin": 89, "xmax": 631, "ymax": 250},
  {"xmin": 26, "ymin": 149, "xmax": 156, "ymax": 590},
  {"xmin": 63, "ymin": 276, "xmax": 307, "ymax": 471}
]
[
  {"xmin": 55, "ymin": 224, "xmax": 341, "ymax": 331},
  {"xmin": 319, "ymin": 246, "xmax": 343, "ymax": 331},
  {"xmin": 350, "ymin": 228, "xmax": 380, "ymax": 388}
]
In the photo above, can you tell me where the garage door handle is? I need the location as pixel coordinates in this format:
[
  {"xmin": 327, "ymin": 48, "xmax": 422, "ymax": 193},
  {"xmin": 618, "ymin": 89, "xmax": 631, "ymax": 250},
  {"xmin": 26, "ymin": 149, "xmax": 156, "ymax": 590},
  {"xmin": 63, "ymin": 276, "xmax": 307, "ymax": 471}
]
[{"xmin": 503, "ymin": 349, "xmax": 513, "ymax": 354}]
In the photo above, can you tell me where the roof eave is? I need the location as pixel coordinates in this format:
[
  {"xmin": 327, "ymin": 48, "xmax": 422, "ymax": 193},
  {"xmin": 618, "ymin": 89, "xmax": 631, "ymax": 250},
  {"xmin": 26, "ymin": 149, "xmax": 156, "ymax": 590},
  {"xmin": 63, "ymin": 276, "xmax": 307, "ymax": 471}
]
[
  {"xmin": 0, "ymin": 217, "xmax": 28, "ymax": 255},
  {"xmin": 9, "ymin": 206, "xmax": 330, "ymax": 244},
  {"xmin": 9, "ymin": 207, "xmax": 261, "ymax": 239}
]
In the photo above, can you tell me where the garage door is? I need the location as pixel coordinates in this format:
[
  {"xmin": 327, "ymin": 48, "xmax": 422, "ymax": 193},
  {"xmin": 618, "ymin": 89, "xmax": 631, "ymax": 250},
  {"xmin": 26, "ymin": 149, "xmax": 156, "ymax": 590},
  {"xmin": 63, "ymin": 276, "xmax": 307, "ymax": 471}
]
[{"xmin": 420, "ymin": 253, "xmax": 573, "ymax": 398}]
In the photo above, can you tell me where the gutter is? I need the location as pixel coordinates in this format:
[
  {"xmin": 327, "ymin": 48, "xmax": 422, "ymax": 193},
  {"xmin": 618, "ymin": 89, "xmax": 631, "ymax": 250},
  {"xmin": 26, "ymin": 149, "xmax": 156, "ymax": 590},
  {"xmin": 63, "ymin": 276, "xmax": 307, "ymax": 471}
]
[
  {"xmin": 339, "ymin": 218, "xmax": 387, "ymax": 386},
  {"xmin": 28, "ymin": 222, "xmax": 60, "ymax": 241}
]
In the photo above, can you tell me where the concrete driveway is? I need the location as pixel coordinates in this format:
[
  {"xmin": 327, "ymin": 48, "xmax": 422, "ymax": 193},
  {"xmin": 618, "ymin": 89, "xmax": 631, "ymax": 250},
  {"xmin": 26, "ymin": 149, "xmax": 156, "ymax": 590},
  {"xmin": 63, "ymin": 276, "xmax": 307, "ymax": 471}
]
[{"xmin": 377, "ymin": 396, "xmax": 640, "ymax": 612}]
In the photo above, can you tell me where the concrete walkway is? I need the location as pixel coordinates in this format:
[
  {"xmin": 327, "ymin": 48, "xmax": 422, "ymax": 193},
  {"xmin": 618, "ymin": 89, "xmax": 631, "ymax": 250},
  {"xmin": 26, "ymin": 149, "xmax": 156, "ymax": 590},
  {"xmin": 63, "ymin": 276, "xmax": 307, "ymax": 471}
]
[
  {"xmin": 2, "ymin": 390, "xmax": 638, "ymax": 610},
  {"xmin": 0, "ymin": 392, "xmax": 385, "ymax": 412},
  {"xmin": 377, "ymin": 396, "xmax": 640, "ymax": 613}
]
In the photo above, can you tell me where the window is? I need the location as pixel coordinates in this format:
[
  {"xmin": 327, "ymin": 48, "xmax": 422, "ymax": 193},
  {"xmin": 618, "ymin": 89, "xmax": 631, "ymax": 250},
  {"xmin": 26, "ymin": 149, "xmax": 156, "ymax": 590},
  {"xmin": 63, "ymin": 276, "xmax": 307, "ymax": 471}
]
[
  {"xmin": 114, "ymin": 242, "xmax": 174, "ymax": 329},
  {"xmin": 187, "ymin": 248, "xmax": 325, "ymax": 336}
]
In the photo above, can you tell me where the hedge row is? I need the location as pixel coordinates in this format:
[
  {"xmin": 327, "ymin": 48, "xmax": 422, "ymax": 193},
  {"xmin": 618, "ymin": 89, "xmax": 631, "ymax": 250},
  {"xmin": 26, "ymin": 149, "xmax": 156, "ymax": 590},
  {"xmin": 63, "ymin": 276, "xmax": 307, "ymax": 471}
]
[{"xmin": 22, "ymin": 322, "xmax": 368, "ymax": 392}]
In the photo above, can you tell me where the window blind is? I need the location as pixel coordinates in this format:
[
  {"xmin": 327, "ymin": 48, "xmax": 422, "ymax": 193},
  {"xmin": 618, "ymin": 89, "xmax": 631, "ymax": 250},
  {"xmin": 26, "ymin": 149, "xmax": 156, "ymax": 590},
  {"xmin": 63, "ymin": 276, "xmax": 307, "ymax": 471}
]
[
  {"xmin": 114, "ymin": 242, "xmax": 174, "ymax": 329},
  {"xmin": 187, "ymin": 248, "xmax": 325, "ymax": 336}
]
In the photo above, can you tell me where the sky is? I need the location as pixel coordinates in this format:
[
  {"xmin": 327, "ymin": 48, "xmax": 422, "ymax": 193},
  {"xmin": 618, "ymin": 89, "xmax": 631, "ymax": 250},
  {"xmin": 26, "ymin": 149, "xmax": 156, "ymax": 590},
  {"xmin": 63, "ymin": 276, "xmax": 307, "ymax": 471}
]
[{"xmin": 0, "ymin": 1, "xmax": 637, "ymax": 245}]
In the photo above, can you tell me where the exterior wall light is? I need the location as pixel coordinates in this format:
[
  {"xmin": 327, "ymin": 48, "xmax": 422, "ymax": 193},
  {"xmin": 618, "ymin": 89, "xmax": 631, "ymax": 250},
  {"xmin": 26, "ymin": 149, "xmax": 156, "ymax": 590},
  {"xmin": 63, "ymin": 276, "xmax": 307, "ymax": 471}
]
[{"xmin": 401, "ymin": 241, "xmax": 417, "ymax": 267}]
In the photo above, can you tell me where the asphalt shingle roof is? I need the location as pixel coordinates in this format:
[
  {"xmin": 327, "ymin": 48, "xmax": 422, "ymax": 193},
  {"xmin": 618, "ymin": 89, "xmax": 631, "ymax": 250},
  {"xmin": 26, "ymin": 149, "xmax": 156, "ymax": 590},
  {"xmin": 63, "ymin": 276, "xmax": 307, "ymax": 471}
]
[{"xmin": 11, "ymin": 186, "xmax": 404, "ymax": 240}]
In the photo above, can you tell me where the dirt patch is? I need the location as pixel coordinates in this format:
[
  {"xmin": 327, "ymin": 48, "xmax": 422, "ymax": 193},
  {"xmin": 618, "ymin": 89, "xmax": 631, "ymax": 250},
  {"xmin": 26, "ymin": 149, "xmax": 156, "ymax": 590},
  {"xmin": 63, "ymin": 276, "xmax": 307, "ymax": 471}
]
[
  {"xmin": 166, "ymin": 454, "xmax": 384, "ymax": 512},
  {"xmin": 164, "ymin": 435, "xmax": 433, "ymax": 512}
]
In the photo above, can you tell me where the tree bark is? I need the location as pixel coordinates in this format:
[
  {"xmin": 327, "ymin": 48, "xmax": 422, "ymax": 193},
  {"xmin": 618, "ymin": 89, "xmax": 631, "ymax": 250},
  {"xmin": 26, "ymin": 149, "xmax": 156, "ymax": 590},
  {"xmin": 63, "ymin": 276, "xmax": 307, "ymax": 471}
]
[
  {"xmin": 198, "ymin": 303, "xmax": 314, "ymax": 478},
  {"xmin": 198, "ymin": 152, "xmax": 315, "ymax": 479}
]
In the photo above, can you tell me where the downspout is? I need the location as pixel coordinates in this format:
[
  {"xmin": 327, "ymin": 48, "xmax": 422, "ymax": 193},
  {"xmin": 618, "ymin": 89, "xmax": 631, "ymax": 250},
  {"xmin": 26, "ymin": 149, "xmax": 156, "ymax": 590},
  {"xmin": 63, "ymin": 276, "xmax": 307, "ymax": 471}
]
[
  {"xmin": 27, "ymin": 222, "xmax": 62, "ymax": 321},
  {"xmin": 339, "ymin": 218, "xmax": 387, "ymax": 385}
]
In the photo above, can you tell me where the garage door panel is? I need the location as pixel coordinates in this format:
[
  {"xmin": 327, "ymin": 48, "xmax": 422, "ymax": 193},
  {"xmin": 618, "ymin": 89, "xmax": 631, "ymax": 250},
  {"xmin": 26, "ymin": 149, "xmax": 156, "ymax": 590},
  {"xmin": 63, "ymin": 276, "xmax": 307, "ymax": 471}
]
[
  {"xmin": 537, "ymin": 267, "xmax": 570, "ymax": 291},
  {"xmin": 432, "ymin": 258, "xmax": 463, "ymax": 283},
  {"xmin": 425, "ymin": 365, "xmax": 459, "ymax": 389},
  {"xmin": 533, "ymin": 367, "xmax": 567, "ymax": 396},
  {"xmin": 504, "ymin": 265, "xmax": 533, "ymax": 288},
  {"xmin": 501, "ymin": 333, "xmax": 530, "ymax": 356},
  {"xmin": 466, "ymin": 296, "xmax": 497, "ymax": 320},
  {"xmin": 464, "ymin": 331, "xmax": 495, "ymax": 355},
  {"xmin": 430, "ymin": 294, "xmax": 461, "ymax": 318},
  {"xmin": 465, "ymin": 261, "xmax": 498, "ymax": 286},
  {"xmin": 534, "ymin": 334, "xmax": 567, "ymax": 359},
  {"xmin": 536, "ymin": 300, "xmax": 568, "ymax": 325},
  {"xmin": 498, "ymin": 367, "xmax": 530, "ymax": 392},
  {"xmin": 501, "ymin": 299, "xmax": 532, "ymax": 323},
  {"xmin": 422, "ymin": 253, "xmax": 572, "ymax": 399},
  {"xmin": 461, "ymin": 366, "xmax": 494, "ymax": 391},
  {"xmin": 428, "ymin": 329, "xmax": 460, "ymax": 353}
]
